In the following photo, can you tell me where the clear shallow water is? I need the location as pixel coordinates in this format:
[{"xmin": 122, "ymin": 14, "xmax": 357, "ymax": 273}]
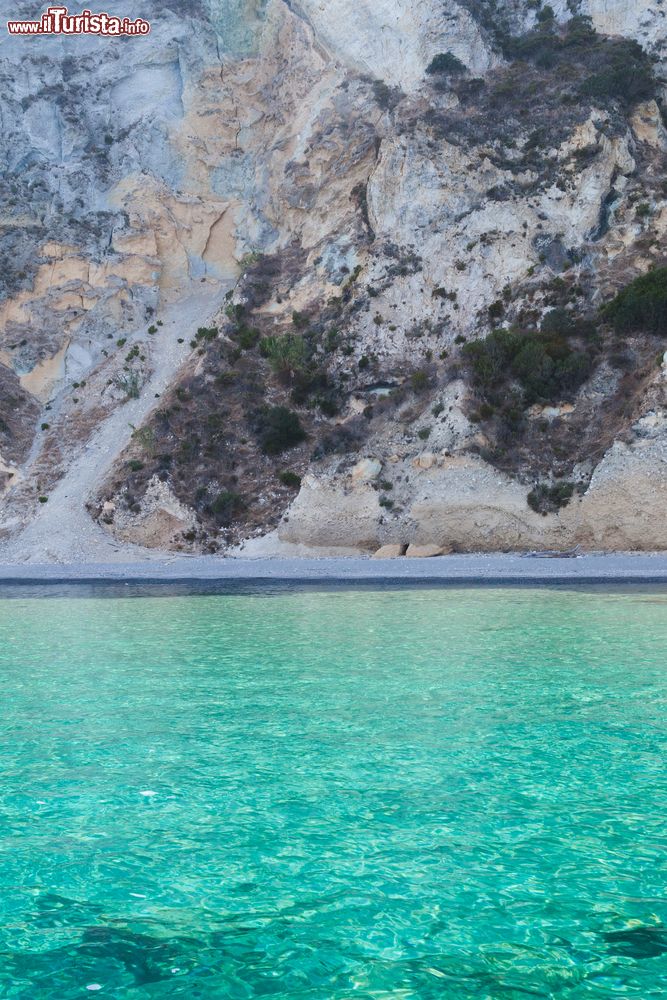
[{"xmin": 0, "ymin": 585, "xmax": 666, "ymax": 999}]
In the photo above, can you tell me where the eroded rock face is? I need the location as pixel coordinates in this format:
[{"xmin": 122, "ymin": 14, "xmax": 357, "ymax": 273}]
[
  {"xmin": 294, "ymin": 0, "xmax": 499, "ymax": 90},
  {"xmin": 107, "ymin": 475, "xmax": 196, "ymax": 548},
  {"xmin": 1, "ymin": 0, "xmax": 667, "ymax": 557},
  {"xmin": 279, "ymin": 475, "xmax": 383, "ymax": 549},
  {"xmin": 580, "ymin": 0, "xmax": 663, "ymax": 45}
]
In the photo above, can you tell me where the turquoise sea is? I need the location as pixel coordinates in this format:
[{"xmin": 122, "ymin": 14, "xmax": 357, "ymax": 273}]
[{"xmin": 0, "ymin": 584, "xmax": 665, "ymax": 998}]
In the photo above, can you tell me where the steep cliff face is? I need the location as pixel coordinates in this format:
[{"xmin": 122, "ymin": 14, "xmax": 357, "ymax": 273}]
[{"xmin": 0, "ymin": 0, "xmax": 666, "ymax": 559}]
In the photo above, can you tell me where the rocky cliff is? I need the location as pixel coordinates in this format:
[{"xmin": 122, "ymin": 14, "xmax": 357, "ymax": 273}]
[{"xmin": 0, "ymin": 0, "xmax": 666, "ymax": 560}]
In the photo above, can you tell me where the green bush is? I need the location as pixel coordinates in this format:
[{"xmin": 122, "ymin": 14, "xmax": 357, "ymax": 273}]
[
  {"xmin": 113, "ymin": 370, "xmax": 142, "ymax": 400},
  {"xmin": 260, "ymin": 333, "xmax": 307, "ymax": 380},
  {"xmin": 540, "ymin": 308, "xmax": 596, "ymax": 340},
  {"xmin": 463, "ymin": 328, "xmax": 520, "ymax": 385},
  {"xmin": 315, "ymin": 396, "xmax": 339, "ymax": 418},
  {"xmin": 256, "ymin": 406, "xmax": 306, "ymax": 454},
  {"xmin": 225, "ymin": 303, "xmax": 245, "ymax": 322},
  {"xmin": 527, "ymin": 482, "xmax": 575, "ymax": 514},
  {"xmin": 278, "ymin": 470, "xmax": 302, "ymax": 488},
  {"xmin": 579, "ymin": 39, "xmax": 654, "ymax": 106},
  {"xmin": 426, "ymin": 52, "xmax": 466, "ymax": 75},
  {"xmin": 372, "ymin": 79, "xmax": 402, "ymax": 110},
  {"xmin": 196, "ymin": 326, "xmax": 219, "ymax": 341},
  {"xmin": 563, "ymin": 15, "xmax": 596, "ymax": 48},
  {"xmin": 508, "ymin": 26, "xmax": 560, "ymax": 66},
  {"xmin": 504, "ymin": 22, "xmax": 654, "ymax": 106},
  {"xmin": 210, "ymin": 490, "xmax": 245, "ymax": 524},
  {"xmin": 602, "ymin": 267, "xmax": 667, "ymax": 336},
  {"xmin": 463, "ymin": 326, "xmax": 593, "ymax": 405},
  {"xmin": 236, "ymin": 325, "xmax": 261, "ymax": 350},
  {"xmin": 411, "ymin": 370, "xmax": 429, "ymax": 392},
  {"xmin": 536, "ymin": 4, "xmax": 555, "ymax": 22}
]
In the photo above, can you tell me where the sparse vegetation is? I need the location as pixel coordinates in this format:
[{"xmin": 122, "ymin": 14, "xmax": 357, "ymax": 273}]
[
  {"xmin": 411, "ymin": 370, "xmax": 429, "ymax": 392},
  {"xmin": 505, "ymin": 20, "xmax": 654, "ymax": 106},
  {"xmin": 113, "ymin": 370, "xmax": 143, "ymax": 400},
  {"xmin": 210, "ymin": 491, "xmax": 246, "ymax": 525},
  {"xmin": 196, "ymin": 326, "xmax": 218, "ymax": 342},
  {"xmin": 424, "ymin": 18, "xmax": 657, "ymax": 196},
  {"xmin": 131, "ymin": 426, "xmax": 156, "ymax": 455}
]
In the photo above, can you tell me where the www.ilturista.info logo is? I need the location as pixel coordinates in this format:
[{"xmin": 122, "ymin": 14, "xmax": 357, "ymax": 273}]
[{"xmin": 7, "ymin": 6, "xmax": 150, "ymax": 34}]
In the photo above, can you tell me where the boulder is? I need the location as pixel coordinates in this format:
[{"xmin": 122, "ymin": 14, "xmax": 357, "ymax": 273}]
[
  {"xmin": 413, "ymin": 452, "xmax": 436, "ymax": 470},
  {"xmin": 405, "ymin": 543, "xmax": 447, "ymax": 558},
  {"xmin": 372, "ymin": 543, "xmax": 406, "ymax": 559},
  {"xmin": 350, "ymin": 458, "xmax": 382, "ymax": 483}
]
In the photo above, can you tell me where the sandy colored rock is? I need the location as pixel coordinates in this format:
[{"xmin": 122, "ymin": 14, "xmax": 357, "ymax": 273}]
[
  {"xmin": 350, "ymin": 458, "xmax": 382, "ymax": 483},
  {"xmin": 19, "ymin": 341, "xmax": 69, "ymax": 403},
  {"xmin": 372, "ymin": 544, "xmax": 407, "ymax": 559},
  {"xmin": 413, "ymin": 453, "xmax": 436, "ymax": 470},
  {"xmin": 405, "ymin": 544, "xmax": 447, "ymax": 558},
  {"xmin": 279, "ymin": 475, "xmax": 381, "ymax": 549},
  {"xmin": 630, "ymin": 100, "xmax": 667, "ymax": 149}
]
